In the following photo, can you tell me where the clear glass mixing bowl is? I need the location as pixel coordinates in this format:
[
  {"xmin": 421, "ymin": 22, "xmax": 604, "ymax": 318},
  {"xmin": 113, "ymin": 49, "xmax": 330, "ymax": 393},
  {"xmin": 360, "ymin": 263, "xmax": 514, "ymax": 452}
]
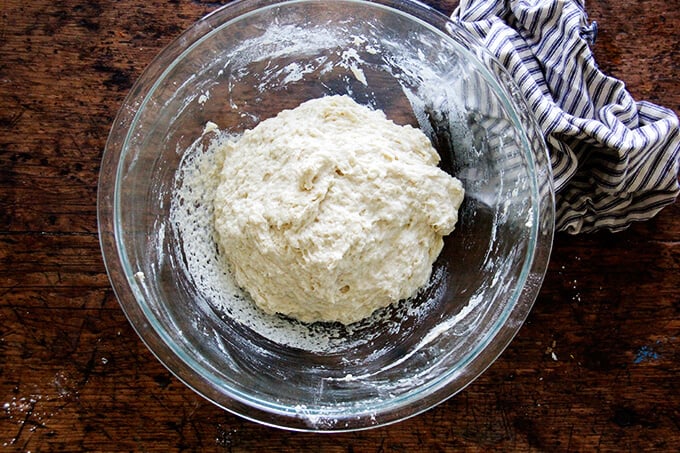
[{"xmin": 98, "ymin": 0, "xmax": 554, "ymax": 431}]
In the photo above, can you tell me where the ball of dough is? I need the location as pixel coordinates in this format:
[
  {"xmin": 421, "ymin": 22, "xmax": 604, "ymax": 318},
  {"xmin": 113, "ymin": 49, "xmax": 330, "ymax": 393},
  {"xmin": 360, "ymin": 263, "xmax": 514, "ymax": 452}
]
[{"xmin": 213, "ymin": 95, "xmax": 464, "ymax": 324}]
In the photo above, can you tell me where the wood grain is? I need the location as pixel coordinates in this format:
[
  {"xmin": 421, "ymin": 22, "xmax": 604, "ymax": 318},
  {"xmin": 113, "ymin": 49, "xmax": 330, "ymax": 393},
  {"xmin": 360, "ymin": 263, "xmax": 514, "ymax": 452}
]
[{"xmin": 1, "ymin": 0, "xmax": 679, "ymax": 451}]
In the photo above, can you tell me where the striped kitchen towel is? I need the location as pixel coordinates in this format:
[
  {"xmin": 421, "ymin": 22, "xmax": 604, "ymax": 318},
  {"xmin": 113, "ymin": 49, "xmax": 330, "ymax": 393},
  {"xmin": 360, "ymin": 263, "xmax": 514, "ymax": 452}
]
[{"xmin": 451, "ymin": 0, "xmax": 680, "ymax": 233}]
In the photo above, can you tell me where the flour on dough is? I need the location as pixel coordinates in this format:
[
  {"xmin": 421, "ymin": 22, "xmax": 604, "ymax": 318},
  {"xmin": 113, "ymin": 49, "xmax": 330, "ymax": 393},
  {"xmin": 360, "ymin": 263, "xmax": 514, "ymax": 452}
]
[{"xmin": 213, "ymin": 95, "xmax": 464, "ymax": 325}]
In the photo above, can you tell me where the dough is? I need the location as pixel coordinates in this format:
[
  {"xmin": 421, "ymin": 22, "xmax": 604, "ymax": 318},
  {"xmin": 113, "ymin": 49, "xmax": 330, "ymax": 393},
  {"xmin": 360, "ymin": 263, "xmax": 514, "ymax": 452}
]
[{"xmin": 213, "ymin": 95, "xmax": 464, "ymax": 324}]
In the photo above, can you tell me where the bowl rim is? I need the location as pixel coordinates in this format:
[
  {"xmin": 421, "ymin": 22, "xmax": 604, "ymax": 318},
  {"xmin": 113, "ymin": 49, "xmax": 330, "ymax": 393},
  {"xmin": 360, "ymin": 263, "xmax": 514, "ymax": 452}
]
[{"xmin": 97, "ymin": 0, "xmax": 555, "ymax": 432}]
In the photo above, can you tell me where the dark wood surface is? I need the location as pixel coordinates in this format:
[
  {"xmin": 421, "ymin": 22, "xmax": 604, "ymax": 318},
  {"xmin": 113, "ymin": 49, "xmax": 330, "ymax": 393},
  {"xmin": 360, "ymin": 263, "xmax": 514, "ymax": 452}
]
[{"xmin": 1, "ymin": 0, "xmax": 678, "ymax": 451}]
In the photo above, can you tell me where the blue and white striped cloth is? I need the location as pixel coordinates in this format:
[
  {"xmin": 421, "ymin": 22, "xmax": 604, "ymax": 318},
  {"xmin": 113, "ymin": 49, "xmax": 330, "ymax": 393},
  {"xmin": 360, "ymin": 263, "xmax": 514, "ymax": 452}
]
[{"xmin": 451, "ymin": 0, "xmax": 680, "ymax": 233}]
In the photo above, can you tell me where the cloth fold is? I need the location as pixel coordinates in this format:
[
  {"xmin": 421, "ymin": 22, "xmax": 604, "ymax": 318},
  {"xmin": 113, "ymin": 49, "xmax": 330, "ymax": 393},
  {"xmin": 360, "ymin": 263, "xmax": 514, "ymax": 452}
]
[{"xmin": 451, "ymin": 0, "xmax": 680, "ymax": 233}]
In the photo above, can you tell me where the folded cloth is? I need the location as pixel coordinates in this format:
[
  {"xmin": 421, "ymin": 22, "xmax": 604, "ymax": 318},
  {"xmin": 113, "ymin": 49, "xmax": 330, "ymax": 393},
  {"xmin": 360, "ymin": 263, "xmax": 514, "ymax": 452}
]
[{"xmin": 451, "ymin": 0, "xmax": 680, "ymax": 233}]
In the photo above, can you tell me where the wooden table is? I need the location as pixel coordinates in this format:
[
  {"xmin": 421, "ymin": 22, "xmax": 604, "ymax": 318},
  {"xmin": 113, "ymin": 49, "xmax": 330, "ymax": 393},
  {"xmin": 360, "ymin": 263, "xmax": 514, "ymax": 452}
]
[{"xmin": 1, "ymin": 0, "xmax": 678, "ymax": 451}]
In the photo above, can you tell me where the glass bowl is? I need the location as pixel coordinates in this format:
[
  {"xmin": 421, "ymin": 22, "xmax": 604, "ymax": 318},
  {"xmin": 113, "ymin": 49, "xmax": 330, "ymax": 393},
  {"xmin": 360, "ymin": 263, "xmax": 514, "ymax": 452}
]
[{"xmin": 98, "ymin": 0, "xmax": 554, "ymax": 431}]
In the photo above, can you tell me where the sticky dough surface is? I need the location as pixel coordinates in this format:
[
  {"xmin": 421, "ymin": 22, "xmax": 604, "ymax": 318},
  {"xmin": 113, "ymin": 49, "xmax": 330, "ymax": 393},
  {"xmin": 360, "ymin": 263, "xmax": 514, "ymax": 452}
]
[{"xmin": 213, "ymin": 95, "xmax": 464, "ymax": 324}]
